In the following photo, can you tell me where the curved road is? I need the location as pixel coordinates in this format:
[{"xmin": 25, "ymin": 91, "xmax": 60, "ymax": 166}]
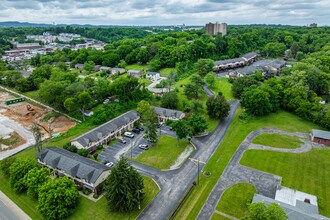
[{"xmin": 135, "ymin": 100, "xmax": 239, "ymax": 220}]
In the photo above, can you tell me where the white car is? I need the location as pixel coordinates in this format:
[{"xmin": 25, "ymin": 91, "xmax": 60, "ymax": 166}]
[
  {"xmin": 124, "ymin": 132, "xmax": 134, "ymax": 138},
  {"xmin": 105, "ymin": 162, "xmax": 114, "ymax": 167}
]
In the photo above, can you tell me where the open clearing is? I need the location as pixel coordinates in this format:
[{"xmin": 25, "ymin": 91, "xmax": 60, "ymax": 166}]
[
  {"xmin": 240, "ymin": 149, "xmax": 330, "ymax": 216},
  {"xmin": 216, "ymin": 183, "xmax": 256, "ymax": 218},
  {"xmin": 173, "ymin": 109, "xmax": 322, "ymax": 220},
  {"xmin": 252, "ymin": 133, "xmax": 303, "ymax": 149},
  {"xmin": 135, "ymin": 136, "xmax": 191, "ymax": 170}
]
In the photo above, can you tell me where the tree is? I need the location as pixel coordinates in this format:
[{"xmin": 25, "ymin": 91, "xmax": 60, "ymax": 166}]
[
  {"xmin": 84, "ymin": 61, "xmax": 95, "ymax": 73},
  {"xmin": 204, "ymin": 72, "xmax": 216, "ymax": 88},
  {"xmin": 184, "ymin": 83, "xmax": 199, "ymax": 99},
  {"xmin": 38, "ymin": 177, "xmax": 79, "ymax": 220},
  {"xmin": 64, "ymin": 91, "xmax": 93, "ymax": 121},
  {"xmin": 22, "ymin": 167, "xmax": 50, "ymax": 199},
  {"xmin": 137, "ymin": 100, "xmax": 151, "ymax": 116},
  {"xmin": 0, "ymin": 157, "xmax": 16, "ymax": 176},
  {"xmin": 105, "ymin": 156, "xmax": 144, "ymax": 212},
  {"xmin": 206, "ymin": 95, "xmax": 230, "ymax": 120},
  {"xmin": 195, "ymin": 58, "xmax": 214, "ymax": 76},
  {"xmin": 232, "ymin": 76, "xmax": 259, "ymax": 98},
  {"xmin": 161, "ymin": 91, "xmax": 178, "ymax": 109},
  {"xmin": 31, "ymin": 123, "xmax": 42, "ymax": 152},
  {"xmin": 191, "ymin": 74, "xmax": 205, "ymax": 88},
  {"xmin": 172, "ymin": 120, "xmax": 191, "ymax": 144},
  {"xmin": 243, "ymin": 202, "xmax": 287, "ymax": 220},
  {"xmin": 262, "ymin": 42, "xmax": 286, "ymax": 57},
  {"xmin": 187, "ymin": 114, "xmax": 208, "ymax": 135},
  {"xmin": 241, "ymin": 87, "xmax": 272, "ymax": 116},
  {"xmin": 9, "ymin": 158, "xmax": 36, "ymax": 192},
  {"xmin": 144, "ymin": 107, "xmax": 158, "ymax": 143},
  {"xmin": 167, "ymin": 71, "xmax": 176, "ymax": 90}
]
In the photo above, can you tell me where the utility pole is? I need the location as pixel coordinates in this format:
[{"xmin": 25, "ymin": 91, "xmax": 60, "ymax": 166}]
[
  {"xmin": 137, "ymin": 190, "xmax": 141, "ymax": 210},
  {"xmin": 189, "ymin": 157, "xmax": 206, "ymax": 185}
]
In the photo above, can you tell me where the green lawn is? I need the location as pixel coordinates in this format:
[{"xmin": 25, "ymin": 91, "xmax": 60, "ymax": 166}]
[
  {"xmin": 211, "ymin": 213, "xmax": 231, "ymax": 220},
  {"xmin": 69, "ymin": 176, "xmax": 159, "ymax": 220},
  {"xmin": 252, "ymin": 133, "xmax": 303, "ymax": 149},
  {"xmin": 135, "ymin": 136, "xmax": 191, "ymax": 170},
  {"xmin": 211, "ymin": 78, "xmax": 234, "ymax": 100},
  {"xmin": 174, "ymin": 109, "xmax": 322, "ymax": 220},
  {"xmin": 240, "ymin": 149, "xmax": 330, "ymax": 217},
  {"xmin": 125, "ymin": 64, "xmax": 149, "ymax": 71},
  {"xmin": 23, "ymin": 90, "xmax": 40, "ymax": 100},
  {"xmin": 160, "ymin": 68, "xmax": 176, "ymax": 77},
  {"xmin": 216, "ymin": 183, "xmax": 256, "ymax": 218}
]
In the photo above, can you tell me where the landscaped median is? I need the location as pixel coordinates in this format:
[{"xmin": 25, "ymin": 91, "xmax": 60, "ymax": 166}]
[
  {"xmin": 252, "ymin": 133, "xmax": 303, "ymax": 149},
  {"xmin": 173, "ymin": 109, "xmax": 323, "ymax": 220},
  {"xmin": 134, "ymin": 136, "xmax": 194, "ymax": 170}
]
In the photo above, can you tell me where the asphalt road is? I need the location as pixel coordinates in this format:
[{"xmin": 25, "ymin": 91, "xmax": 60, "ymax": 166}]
[
  {"xmin": 136, "ymin": 100, "xmax": 240, "ymax": 220},
  {"xmin": 0, "ymin": 191, "xmax": 31, "ymax": 220}
]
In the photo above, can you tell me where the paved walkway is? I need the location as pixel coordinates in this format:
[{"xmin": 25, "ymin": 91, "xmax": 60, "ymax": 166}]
[
  {"xmin": 0, "ymin": 191, "xmax": 32, "ymax": 220},
  {"xmin": 197, "ymin": 128, "xmax": 316, "ymax": 220}
]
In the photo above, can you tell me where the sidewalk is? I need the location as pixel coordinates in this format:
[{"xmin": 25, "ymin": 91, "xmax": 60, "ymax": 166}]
[{"xmin": 0, "ymin": 191, "xmax": 32, "ymax": 220}]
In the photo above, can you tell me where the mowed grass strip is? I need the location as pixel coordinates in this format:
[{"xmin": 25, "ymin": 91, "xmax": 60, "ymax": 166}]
[
  {"xmin": 211, "ymin": 78, "xmax": 234, "ymax": 101},
  {"xmin": 174, "ymin": 109, "xmax": 322, "ymax": 220},
  {"xmin": 211, "ymin": 212, "xmax": 231, "ymax": 220},
  {"xmin": 216, "ymin": 183, "xmax": 256, "ymax": 218},
  {"xmin": 240, "ymin": 149, "xmax": 330, "ymax": 217},
  {"xmin": 69, "ymin": 176, "xmax": 159, "ymax": 220},
  {"xmin": 135, "ymin": 136, "xmax": 190, "ymax": 170},
  {"xmin": 252, "ymin": 133, "xmax": 303, "ymax": 149}
]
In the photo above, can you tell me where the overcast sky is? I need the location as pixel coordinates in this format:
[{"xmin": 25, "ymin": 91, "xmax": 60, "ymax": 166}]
[{"xmin": 0, "ymin": 0, "xmax": 329, "ymax": 26}]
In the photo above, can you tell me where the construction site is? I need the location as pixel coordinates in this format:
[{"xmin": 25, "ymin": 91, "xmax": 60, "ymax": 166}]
[{"xmin": 0, "ymin": 92, "xmax": 76, "ymax": 153}]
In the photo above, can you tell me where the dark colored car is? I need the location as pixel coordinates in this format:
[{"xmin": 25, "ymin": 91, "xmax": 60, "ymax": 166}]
[
  {"xmin": 132, "ymin": 128, "xmax": 140, "ymax": 134},
  {"xmin": 138, "ymin": 144, "xmax": 149, "ymax": 150},
  {"xmin": 137, "ymin": 126, "xmax": 144, "ymax": 131}
]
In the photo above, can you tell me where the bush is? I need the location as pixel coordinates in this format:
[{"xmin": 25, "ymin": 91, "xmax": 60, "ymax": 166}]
[
  {"xmin": 76, "ymin": 185, "xmax": 83, "ymax": 191},
  {"xmin": 97, "ymin": 145, "xmax": 103, "ymax": 150},
  {"xmin": 63, "ymin": 143, "xmax": 78, "ymax": 153},
  {"xmin": 83, "ymin": 188, "xmax": 91, "ymax": 195},
  {"xmin": 0, "ymin": 157, "xmax": 16, "ymax": 176},
  {"xmin": 93, "ymin": 193, "xmax": 99, "ymax": 199},
  {"xmin": 77, "ymin": 149, "xmax": 89, "ymax": 157},
  {"xmin": 93, "ymin": 153, "xmax": 98, "ymax": 159}
]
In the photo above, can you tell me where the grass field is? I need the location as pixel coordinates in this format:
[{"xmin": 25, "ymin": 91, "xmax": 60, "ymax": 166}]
[
  {"xmin": 211, "ymin": 213, "xmax": 231, "ymax": 220},
  {"xmin": 125, "ymin": 64, "xmax": 149, "ymax": 71},
  {"xmin": 216, "ymin": 183, "xmax": 256, "ymax": 218},
  {"xmin": 135, "ymin": 136, "xmax": 190, "ymax": 170},
  {"xmin": 252, "ymin": 133, "xmax": 303, "ymax": 149},
  {"xmin": 23, "ymin": 90, "xmax": 40, "ymax": 100},
  {"xmin": 174, "ymin": 109, "xmax": 322, "ymax": 220},
  {"xmin": 211, "ymin": 78, "xmax": 234, "ymax": 100},
  {"xmin": 240, "ymin": 149, "xmax": 330, "ymax": 217},
  {"xmin": 160, "ymin": 68, "xmax": 176, "ymax": 77},
  {"xmin": 0, "ymin": 171, "xmax": 159, "ymax": 220}
]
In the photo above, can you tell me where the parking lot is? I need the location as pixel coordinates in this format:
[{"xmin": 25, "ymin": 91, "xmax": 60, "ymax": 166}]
[{"xmin": 97, "ymin": 125, "xmax": 176, "ymax": 164}]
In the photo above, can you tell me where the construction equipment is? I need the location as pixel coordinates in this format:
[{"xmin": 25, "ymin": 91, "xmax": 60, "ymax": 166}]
[{"xmin": 26, "ymin": 104, "xmax": 34, "ymax": 111}]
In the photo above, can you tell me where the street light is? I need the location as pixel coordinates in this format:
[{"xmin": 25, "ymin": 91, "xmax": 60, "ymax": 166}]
[{"xmin": 189, "ymin": 158, "xmax": 206, "ymax": 185}]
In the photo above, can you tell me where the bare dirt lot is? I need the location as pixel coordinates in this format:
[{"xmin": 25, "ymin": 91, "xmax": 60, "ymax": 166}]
[{"xmin": 0, "ymin": 92, "xmax": 76, "ymax": 139}]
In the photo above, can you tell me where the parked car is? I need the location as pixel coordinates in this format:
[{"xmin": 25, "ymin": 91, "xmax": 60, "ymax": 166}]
[
  {"xmin": 124, "ymin": 132, "xmax": 134, "ymax": 138},
  {"xmin": 102, "ymin": 160, "xmax": 109, "ymax": 165},
  {"xmin": 137, "ymin": 126, "xmax": 144, "ymax": 131},
  {"xmin": 132, "ymin": 128, "xmax": 140, "ymax": 134},
  {"xmin": 105, "ymin": 162, "xmax": 114, "ymax": 167},
  {"xmin": 118, "ymin": 138, "xmax": 127, "ymax": 144},
  {"xmin": 138, "ymin": 144, "xmax": 149, "ymax": 150},
  {"xmin": 103, "ymin": 99, "xmax": 110, "ymax": 104}
]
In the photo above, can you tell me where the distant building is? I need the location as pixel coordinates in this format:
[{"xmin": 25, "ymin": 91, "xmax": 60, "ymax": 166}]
[
  {"xmin": 37, "ymin": 147, "xmax": 110, "ymax": 193},
  {"xmin": 111, "ymin": 68, "xmax": 126, "ymax": 75},
  {"xmin": 213, "ymin": 52, "xmax": 258, "ymax": 72},
  {"xmin": 75, "ymin": 63, "xmax": 84, "ymax": 70},
  {"xmin": 12, "ymin": 42, "xmax": 41, "ymax": 50},
  {"xmin": 128, "ymin": 70, "xmax": 142, "ymax": 78},
  {"xmin": 100, "ymin": 66, "xmax": 111, "ymax": 73},
  {"xmin": 311, "ymin": 129, "xmax": 330, "ymax": 146},
  {"xmin": 309, "ymin": 23, "xmax": 317, "ymax": 28},
  {"xmin": 146, "ymin": 72, "xmax": 160, "ymax": 81},
  {"xmin": 205, "ymin": 22, "xmax": 227, "ymax": 36}
]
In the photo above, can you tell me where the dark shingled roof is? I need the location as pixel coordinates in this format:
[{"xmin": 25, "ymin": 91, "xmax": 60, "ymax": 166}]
[
  {"xmin": 214, "ymin": 57, "xmax": 245, "ymax": 66},
  {"xmin": 147, "ymin": 72, "xmax": 159, "ymax": 76},
  {"xmin": 36, "ymin": 147, "xmax": 110, "ymax": 184},
  {"xmin": 312, "ymin": 129, "xmax": 330, "ymax": 140},
  {"xmin": 153, "ymin": 106, "xmax": 185, "ymax": 119},
  {"xmin": 72, "ymin": 110, "xmax": 139, "ymax": 148},
  {"xmin": 242, "ymin": 52, "xmax": 258, "ymax": 59}
]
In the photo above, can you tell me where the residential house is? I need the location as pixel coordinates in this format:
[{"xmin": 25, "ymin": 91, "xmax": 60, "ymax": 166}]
[
  {"xmin": 128, "ymin": 70, "xmax": 142, "ymax": 78},
  {"xmin": 311, "ymin": 129, "xmax": 330, "ymax": 146},
  {"xmin": 100, "ymin": 66, "xmax": 111, "ymax": 73},
  {"xmin": 146, "ymin": 72, "xmax": 160, "ymax": 81},
  {"xmin": 93, "ymin": 65, "xmax": 101, "ymax": 72},
  {"xmin": 111, "ymin": 68, "xmax": 126, "ymax": 75},
  {"xmin": 153, "ymin": 106, "xmax": 185, "ymax": 123},
  {"xmin": 252, "ymin": 186, "xmax": 329, "ymax": 220},
  {"xmin": 75, "ymin": 63, "xmax": 84, "ymax": 70},
  {"xmin": 242, "ymin": 52, "xmax": 258, "ymax": 64},
  {"xmin": 71, "ymin": 110, "xmax": 140, "ymax": 152},
  {"xmin": 213, "ymin": 52, "xmax": 258, "ymax": 72},
  {"xmin": 36, "ymin": 147, "xmax": 110, "ymax": 193}
]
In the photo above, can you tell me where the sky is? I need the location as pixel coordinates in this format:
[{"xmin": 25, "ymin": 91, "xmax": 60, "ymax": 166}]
[{"xmin": 0, "ymin": 0, "xmax": 329, "ymax": 26}]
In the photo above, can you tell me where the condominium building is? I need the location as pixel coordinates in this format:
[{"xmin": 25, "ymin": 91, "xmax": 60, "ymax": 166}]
[{"xmin": 205, "ymin": 22, "xmax": 227, "ymax": 36}]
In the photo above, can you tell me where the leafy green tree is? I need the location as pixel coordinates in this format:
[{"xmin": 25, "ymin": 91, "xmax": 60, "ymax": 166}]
[
  {"xmin": 184, "ymin": 83, "xmax": 199, "ymax": 99},
  {"xmin": 206, "ymin": 95, "xmax": 230, "ymax": 120},
  {"xmin": 172, "ymin": 120, "xmax": 191, "ymax": 144},
  {"xmin": 167, "ymin": 71, "xmax": 176, "ymax": 90},
  {"xmin": 0, "ymin": 157, "xmax": 16, "ymax": 177},
  {"xmin": 137, "ymin": 100, "xmax": 151, "ymax": 116},
  {"xmin": 232, "ymin": 76, "xmax": 259, "ymax": 98},
  {"xmin": 31, "ymin": 123, "xmax": 42, "ymax": 152},
  {"xmin": 241, "ymin": 87, "xmax": 272, "ymax": 116},
  {"xmin": 9, "ymin": 158, "xmax": 36, "ymax": 192},
  {"xmin": 105, "ymin": 156, "xmax": 144, "ymax": 212},
  {"xmin": 187, "ymin": 114, "xmax": 208, "ymax": 135},
  {"xmin": 38, "ymin": 177, "xmax": 79, "ymax": 220},
  {"xmin": 195, "ymin": 59, "xmax": 214, "ymax": 76},
  {"xmin": 64, "ymin": 91, "xmax": 93, "ymax": 121},
  {"xmin": 22, "ymin": 167, "xmax": 50, "ymax": 199},
  {"xmin": 204, "ymin": 72, "xmax": 216, "ymax": 88},
  {"xmin": 144, "ymin": 107, "xmax": 158, "ymax": 143},
  {"xmin": 84, "ymin": 61, "xmax": 95, "ymax": 73},
  {"xmin": 161, "ymin": 91, "xmax": 178, "ymax": 109},
  {"xmin": 243, "ymin": 202, "xmax": 287, "ymax": 220},
  {"xmin": 149, "ymin": 58, "xmax": 162, "ymax": 71},
  {"xmin": 191, "ymin": 74, "xmax": 205, "ymax": 88},
  {"xmin": 190, "ymin": 100, "xmax": 204, "ymax": 114},
  {"xmin": 262, "ymin": 42, "xmax": 286, "ymax": 57}
]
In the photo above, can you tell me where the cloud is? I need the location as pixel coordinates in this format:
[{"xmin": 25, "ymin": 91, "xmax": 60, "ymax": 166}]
[{"xmin": 0, "ymin": 0, "xmax": 329, "ymax": 25}]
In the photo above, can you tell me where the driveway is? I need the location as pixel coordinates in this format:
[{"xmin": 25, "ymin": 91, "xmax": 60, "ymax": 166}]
[{"xmin": 136, "ymin": 100, "xmax": 240, "ymax": 220}]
